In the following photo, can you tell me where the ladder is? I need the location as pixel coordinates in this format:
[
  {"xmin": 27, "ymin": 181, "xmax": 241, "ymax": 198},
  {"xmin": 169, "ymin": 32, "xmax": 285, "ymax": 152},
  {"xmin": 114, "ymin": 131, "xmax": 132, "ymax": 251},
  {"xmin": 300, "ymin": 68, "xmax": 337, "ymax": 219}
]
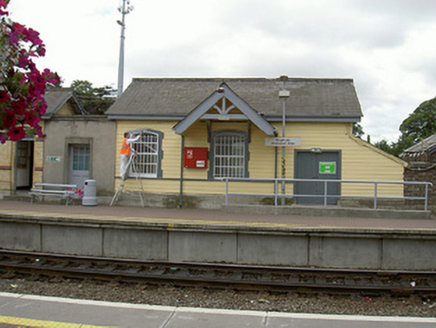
[{"xmin": 110, "ymin": 151, "xmax": 145, "ymax": 207}]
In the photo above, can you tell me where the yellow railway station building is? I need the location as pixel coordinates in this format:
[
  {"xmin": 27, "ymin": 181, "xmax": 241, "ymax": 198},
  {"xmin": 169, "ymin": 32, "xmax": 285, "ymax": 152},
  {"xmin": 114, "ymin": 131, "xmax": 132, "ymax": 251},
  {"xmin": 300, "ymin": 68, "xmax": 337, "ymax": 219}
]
[{"xmin": 106, "ymin": 77, "xmax": 406, "ymax": 208}]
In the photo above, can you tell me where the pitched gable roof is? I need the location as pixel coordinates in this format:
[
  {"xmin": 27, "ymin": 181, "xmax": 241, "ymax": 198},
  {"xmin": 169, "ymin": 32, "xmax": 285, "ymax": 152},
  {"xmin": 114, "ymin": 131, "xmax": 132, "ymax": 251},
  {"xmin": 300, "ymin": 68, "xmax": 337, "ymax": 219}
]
[
  {"xmin": 401, "ymin": 134, "xmax": 436, "ymax": 157},
  {"xmin": 107, "ymin": 77, "xmax": 362, "ymax": 122},
  {"xmin": 42, "ymin": 88, "xmax": 86, "ymax": 119},
  {"xmin": 173, "ymin": 82, "xmax": 277, "ymax": 136}
]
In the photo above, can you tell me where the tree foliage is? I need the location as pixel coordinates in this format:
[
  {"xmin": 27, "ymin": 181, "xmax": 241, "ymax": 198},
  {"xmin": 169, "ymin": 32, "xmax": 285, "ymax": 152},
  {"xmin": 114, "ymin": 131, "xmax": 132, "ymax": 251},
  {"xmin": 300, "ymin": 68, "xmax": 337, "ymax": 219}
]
[
  {"xmin": 0, "ymin": 0, "xmax": 60, "ymax": 143},
  {"xmin": 71, "ymin": 80, "xmax": 115, "ymax": 114},
  {"xmin": 374, "ymin": 135, "xmax": 414, "ymax": 158},
  {"xmin": 399, "ymin": 97, "xmax": 436, "ymax": 144},
  {"xmin": 374, "ymin": 97, "xmax": 436, "ymax": 157},
  {"xmin": 352, "ymin": 123, "xmax": 364, "ymax": 138}
]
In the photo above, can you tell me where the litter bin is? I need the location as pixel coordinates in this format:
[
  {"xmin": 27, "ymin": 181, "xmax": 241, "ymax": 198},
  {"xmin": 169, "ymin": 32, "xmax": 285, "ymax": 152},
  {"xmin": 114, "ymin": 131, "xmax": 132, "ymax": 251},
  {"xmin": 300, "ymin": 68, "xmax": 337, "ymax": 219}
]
[{"xmin": 82, "ymin": 179, "xmax": 97, "ymax": 206}]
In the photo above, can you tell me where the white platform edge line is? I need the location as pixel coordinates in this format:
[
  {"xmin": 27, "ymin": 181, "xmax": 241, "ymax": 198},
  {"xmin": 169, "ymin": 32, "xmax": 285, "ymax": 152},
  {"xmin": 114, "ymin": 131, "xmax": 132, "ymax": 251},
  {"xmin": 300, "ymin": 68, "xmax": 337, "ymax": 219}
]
[{"xmin": 1, "ymin": 292, "xmax": 435, "ymax": 323}]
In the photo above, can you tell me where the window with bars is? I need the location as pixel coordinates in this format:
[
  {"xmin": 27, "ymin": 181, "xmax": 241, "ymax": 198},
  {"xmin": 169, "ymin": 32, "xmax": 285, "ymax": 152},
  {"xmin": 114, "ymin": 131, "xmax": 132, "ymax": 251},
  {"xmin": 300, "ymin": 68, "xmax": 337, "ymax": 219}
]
[
  {"xmin": 212, "ymin": 131, "xmax": 247, "ymax": 179},
  {"xmin": 129, "ymin": 131, "xmax": 161, "ymax": 178}
]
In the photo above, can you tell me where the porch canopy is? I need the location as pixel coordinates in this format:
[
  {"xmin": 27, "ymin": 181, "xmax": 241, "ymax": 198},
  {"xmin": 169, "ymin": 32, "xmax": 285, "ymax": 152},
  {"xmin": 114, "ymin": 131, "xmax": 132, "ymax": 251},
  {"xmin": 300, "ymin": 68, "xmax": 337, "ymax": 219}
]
[{"xmin": 173, "ymin": 82, "xmax": 276, "ymax": 136}]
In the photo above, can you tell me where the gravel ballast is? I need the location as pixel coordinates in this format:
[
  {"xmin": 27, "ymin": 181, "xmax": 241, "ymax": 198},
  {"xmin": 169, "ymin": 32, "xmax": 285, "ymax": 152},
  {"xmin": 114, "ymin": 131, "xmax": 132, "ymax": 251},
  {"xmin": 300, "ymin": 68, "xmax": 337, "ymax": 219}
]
[{"xmin": 1, "ymin": 275, "xmax": 435, "ymax": 317}]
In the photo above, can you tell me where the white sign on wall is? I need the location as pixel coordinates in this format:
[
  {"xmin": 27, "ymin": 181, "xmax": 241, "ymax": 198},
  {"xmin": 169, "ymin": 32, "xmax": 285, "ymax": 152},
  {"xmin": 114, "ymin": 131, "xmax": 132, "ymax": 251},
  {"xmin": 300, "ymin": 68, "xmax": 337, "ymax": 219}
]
[
  {"xmin": 46, "ymin": 156, "xmax": 61, "ymax": 163},
  {"xmin": 265, "ymin": 137, "xmax": 301, "ymax": 147}
]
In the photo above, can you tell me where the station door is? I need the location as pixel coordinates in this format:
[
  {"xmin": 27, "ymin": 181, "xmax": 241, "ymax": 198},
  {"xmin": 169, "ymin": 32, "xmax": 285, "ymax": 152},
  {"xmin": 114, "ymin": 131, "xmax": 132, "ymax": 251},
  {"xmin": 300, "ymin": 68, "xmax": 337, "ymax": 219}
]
[
  {"xmin": 294, "ymin": 150, "xmax": 341, "ymax": 205},
  {"xmin": 69, "ymin": 144, "xmax": 90, "ymax": 191},
  {"xmin": 15, "ymin": 141, "xmax": 34, "ymax": 189}
]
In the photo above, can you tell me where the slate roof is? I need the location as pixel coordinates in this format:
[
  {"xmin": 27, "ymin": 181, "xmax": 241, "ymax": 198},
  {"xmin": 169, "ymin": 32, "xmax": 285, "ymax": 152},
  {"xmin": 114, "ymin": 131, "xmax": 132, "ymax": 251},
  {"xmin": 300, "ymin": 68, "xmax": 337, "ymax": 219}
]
[
  {"xmin": 401, "ymin": 134, "xmax": 436, "ymax": 157},
  {"xmin": 43, "ymin": 88, "xmax": 85, "ymax": 118},
  {"xmin": 107, "ymin": 78, "xmax": 362, "ymax": 122}
]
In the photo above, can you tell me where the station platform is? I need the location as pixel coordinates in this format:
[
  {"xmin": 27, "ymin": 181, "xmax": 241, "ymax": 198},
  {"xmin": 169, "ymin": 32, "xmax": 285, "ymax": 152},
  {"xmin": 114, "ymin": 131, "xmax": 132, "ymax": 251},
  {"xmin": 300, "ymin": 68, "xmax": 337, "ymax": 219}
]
[
  {"xmin": 0, "ymin": 199, "xmax": 435, "ymax": 232},
  {"xmin": 1, "ymin": 200, "xmax": 436, "ymax": 272}
]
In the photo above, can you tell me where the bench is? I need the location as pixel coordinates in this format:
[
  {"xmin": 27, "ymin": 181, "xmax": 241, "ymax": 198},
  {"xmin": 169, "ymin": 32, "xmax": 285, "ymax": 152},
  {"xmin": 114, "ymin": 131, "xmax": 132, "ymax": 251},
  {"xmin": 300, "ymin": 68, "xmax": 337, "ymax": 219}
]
[{"xmin": 30, "ymin": 183, "xmax": 79, "ymax": 205}]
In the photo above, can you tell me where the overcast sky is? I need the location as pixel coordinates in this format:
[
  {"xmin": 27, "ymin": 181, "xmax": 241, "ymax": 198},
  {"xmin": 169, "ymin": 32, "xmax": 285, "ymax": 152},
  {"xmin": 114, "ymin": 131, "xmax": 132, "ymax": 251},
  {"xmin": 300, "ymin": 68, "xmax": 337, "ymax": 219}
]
[{"xmin": 8, "ymin": 0, "xmax": 436, "ymax": 142}]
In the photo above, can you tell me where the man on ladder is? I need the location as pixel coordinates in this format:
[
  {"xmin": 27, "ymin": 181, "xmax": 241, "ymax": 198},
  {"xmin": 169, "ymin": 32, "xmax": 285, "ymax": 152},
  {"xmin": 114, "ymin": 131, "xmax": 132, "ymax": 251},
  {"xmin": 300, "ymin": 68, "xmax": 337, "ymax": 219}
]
[
  {"xmin": 119, "ymin": 131, "xmax": 142, "ymax": 180},
  {"xmin": 111, "ymin": 131, "xmax": 145, "ymax": 207}
]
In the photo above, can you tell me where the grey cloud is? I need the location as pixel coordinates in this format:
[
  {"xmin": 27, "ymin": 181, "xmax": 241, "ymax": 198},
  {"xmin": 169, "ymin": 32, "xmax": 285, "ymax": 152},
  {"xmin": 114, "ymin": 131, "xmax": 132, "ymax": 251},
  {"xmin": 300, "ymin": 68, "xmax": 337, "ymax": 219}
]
[{"xmin": 349, "ymin": 0, "xmax": 436, "ymax": 20}]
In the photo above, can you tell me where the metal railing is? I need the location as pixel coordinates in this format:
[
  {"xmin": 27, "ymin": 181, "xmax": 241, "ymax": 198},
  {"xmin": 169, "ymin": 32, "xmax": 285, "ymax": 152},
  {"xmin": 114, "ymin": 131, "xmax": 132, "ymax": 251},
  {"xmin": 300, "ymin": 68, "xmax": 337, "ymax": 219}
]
[{"xmin": 222, "ymin": 178, "xmax": 433, "ymax": 212}]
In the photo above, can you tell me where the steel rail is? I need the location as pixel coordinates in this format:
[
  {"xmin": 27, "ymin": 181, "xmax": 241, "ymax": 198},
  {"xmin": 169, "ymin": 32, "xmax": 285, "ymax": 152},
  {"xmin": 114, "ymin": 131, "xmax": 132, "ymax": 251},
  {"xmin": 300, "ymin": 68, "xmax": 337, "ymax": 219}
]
[{"xmin": 1, "ymin": 250, "xmax": 436, "ymax": 293}]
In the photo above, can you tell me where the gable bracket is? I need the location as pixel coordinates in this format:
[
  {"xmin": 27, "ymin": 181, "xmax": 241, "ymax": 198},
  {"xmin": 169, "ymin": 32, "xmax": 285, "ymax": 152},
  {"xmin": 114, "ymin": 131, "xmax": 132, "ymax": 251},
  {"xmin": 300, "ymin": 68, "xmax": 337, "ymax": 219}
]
[{"xmin": 213, "ymin": 97, "xmax": 236, "ymax": 115}]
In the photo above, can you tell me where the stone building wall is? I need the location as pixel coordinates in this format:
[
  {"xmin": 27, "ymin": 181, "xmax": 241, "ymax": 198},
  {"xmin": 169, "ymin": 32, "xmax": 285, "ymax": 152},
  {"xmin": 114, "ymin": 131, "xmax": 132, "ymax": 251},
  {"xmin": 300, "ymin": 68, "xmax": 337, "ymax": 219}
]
[{"xmin": 403, "ymin": 152, "xmax": 436, "ymax": 207}]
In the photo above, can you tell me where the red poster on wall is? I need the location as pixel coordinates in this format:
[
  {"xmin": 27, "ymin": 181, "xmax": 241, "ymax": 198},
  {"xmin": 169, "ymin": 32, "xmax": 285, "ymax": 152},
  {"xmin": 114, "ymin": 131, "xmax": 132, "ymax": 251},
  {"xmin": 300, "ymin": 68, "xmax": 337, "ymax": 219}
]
[{"xmin": 184, "ymin": 147, "xmax": 208, "ymax": 168}]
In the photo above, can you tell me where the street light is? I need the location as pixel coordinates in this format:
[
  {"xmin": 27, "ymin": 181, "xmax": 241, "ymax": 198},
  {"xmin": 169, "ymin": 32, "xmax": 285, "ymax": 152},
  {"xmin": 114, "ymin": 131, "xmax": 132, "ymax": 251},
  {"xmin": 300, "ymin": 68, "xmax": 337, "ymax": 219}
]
[
  {"xmin": 279, "ymin": 75, "xmax": 290, "ymax": 205},
  {"xmin": 117, "ymin": 0, "xmax": 133, "ymax": 98}
]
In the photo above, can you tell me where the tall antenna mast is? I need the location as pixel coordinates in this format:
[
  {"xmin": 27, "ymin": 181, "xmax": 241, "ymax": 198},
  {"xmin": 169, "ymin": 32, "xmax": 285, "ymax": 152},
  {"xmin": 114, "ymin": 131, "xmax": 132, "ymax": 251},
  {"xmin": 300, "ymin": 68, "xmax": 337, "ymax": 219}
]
[{"xmin": 117, "ymin": 0, "xmax": 133, "ymax": 97}]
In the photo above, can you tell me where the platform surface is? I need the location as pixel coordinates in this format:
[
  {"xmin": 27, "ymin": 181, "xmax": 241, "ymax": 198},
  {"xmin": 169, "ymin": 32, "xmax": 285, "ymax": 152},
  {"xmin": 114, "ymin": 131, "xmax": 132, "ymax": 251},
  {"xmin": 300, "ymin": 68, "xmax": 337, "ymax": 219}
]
[
  {"xmin": 1, "ymin": 293, "xmax": 436, "ymax": 328},
  {"xmin": 0, "ymin": 200, "xmax": 435, "ymax": 233}
]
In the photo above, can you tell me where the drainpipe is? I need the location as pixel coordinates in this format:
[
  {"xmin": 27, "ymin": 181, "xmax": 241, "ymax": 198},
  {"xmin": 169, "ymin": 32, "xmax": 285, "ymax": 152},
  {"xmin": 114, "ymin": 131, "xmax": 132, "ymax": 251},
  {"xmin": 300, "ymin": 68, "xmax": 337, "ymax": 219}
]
[
  {"xmin": 279, "ymin": 75, "xmax": 290, "ymax": 205},
  {"xmin": 179, "ymin": 135, "xmax": 185, "ymax": 208}
]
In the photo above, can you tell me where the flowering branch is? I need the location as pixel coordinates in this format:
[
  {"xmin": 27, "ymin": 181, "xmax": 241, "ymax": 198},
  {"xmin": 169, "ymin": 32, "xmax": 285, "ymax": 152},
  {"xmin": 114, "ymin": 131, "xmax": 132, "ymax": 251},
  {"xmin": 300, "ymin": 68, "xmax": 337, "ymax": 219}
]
[{"xmin": 0, "ymin": 0, "xmax": 60, "ymax": 143}]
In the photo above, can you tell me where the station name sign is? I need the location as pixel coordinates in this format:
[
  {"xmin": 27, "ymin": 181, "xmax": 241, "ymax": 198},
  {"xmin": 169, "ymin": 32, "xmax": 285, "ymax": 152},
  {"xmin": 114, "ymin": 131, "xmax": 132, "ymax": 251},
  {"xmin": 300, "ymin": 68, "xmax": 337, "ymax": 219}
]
[{"xmin": 265, "ymin": 137, "xmax": 301, "ymax": 147}]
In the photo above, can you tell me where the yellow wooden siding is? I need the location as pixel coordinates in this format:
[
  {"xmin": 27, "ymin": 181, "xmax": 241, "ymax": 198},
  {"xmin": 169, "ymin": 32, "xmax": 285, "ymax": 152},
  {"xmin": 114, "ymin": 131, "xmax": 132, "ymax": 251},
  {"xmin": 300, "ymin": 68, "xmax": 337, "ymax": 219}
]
[
  {"xmin": 182, "ymin": 122, "xmax": 277, "ymax": 180},
  {"xmin": 115, "ymin": 120, "xmax": 405, "ymax": 198},
  {"xmin": 33, "ymin": 138, "xmax": 44, "ymax": 185},
  {"xmin": 0, "ymin": 141, "xmax": 12, "ymax": 167},
  {"xmin": 0, "ymin": 141, "xmax": 13, "ymax": 191},
  {"xmin": 115, "ymin": 121, "xmax": 183, "ymax": 185},
  {"xmin": 120, "ymin": 178, "xmax": 180, "ymax": 193},
  {"xmin": 276, "ymin": 122, "xmax": 405, "ymax": 197},
  {"xmin": 249, "ymin": 126, "xmax": 277, "ymax": 178}
]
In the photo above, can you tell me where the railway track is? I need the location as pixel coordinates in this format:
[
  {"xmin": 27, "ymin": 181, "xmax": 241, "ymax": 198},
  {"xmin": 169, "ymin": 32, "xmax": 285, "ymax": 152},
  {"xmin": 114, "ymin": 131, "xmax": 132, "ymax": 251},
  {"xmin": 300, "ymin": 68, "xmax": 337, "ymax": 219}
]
[{"xmin": 0, "ymin": 249, "xmax": 435, "ymax": 294}]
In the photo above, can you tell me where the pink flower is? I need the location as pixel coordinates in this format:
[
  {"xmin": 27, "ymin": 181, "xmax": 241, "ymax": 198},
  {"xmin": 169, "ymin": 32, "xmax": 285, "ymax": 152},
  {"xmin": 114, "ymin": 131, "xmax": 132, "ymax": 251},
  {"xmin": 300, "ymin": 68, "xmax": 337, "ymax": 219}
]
[
  {"xmin": 42, "ymin": 69, "xmax": 60, "ymax": 85},
  {"xmin": 11, "ymin": 97, "xmax": 27, "ymax": 116},
  {"xmin": 0, "ymin": 0, "xmax": 8, "ymax": 16},
  {"xmin": 25, "ymin": 111, "xmax": 40, "ymax": 127},
  {"xmin": 3, "ymin": 111, "xmax": 16, "ymax": 129},
  {"xmin": 24, "ymin": 28, "xmax": 42, "ymax": 46},
  {"xmin": 0, "ymin": 90, "xmax": 10, "ymax": 103},
  {"xmin": 29, "ymin": 70, "xmax": 46, "ymax": 90},
  {"xmin": 35, "ymin": 124, "xmax": 43, "ymax": 138},
  {"xmin": 0, "ymin": 1, "xmax": 57, "ymax": 142},
  {"xmin": 0, "ymin": 0, "xmax": 8, "ymax": 9},
  {"xmin": 34, "ymin": 102, "xmax": 47, "ymax": 115},
  {"xmin": 35, "ymin": 44, "xmax": 46, "ymax": 57},
  {"xmin": 7, "ymin": 125, "xmax": 26, "ymax": 141},
  {"xmin": 9, "ymin": 22, "xmax": 25, "ymax": 44},
  {"xmin": 17, "ymin": 49, "xmax": 30, "ymax": 69}
]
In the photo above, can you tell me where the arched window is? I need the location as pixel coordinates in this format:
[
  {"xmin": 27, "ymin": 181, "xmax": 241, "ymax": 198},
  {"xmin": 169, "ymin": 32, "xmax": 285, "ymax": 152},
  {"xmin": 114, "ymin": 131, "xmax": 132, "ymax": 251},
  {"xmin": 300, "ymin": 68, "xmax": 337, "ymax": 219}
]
[
  {"xmin": 129, "ymin": 129, "xmax": 163, "ymax": 178},
  {"xmin": 210, "ymin": 130, "xmax": 249, "ymax": 179}
]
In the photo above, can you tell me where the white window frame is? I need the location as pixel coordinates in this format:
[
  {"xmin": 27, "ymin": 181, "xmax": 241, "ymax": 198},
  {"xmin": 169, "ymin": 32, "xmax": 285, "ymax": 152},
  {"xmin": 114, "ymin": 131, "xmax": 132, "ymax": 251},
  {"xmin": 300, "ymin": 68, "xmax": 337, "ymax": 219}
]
[
  {"xmin": 211, "ymin": 131, "xmax": 248, "ymax": 179},
  {"xmin": 129, "ymin": 131, "xmax": 162, "ymax": 178}
]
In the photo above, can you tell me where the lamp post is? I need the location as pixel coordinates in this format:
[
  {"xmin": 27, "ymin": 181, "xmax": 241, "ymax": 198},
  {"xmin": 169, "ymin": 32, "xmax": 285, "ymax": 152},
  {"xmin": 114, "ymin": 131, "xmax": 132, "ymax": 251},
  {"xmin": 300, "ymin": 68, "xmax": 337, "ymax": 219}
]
[
  {"xmin": 117, "ymin": 0, "xmax": 133, "ymax": 98},
  {"xmin": 279, "ymin": 75, "xmax": 290, "ymax": 205}
]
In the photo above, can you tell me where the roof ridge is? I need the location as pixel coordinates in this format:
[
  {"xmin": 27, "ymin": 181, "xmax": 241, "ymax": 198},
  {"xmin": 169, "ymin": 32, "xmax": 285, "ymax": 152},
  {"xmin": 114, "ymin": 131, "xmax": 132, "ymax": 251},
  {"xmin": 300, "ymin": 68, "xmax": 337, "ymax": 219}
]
[{"xmin": 131, "ymin": 77, "xmax": 354, "ymax": 83}]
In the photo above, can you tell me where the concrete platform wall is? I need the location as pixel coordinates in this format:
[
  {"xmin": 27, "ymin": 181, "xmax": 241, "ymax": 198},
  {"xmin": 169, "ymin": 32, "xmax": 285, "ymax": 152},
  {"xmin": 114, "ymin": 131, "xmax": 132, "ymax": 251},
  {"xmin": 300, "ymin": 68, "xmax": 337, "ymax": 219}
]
[{"xmin": 1, "ymin": 218, "xmax": 436, "ymax": 271}]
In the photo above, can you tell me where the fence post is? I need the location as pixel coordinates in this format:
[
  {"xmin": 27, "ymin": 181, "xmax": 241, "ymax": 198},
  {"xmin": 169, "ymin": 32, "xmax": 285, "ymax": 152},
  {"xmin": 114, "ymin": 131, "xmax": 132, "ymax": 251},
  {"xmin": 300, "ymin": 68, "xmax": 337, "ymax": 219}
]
[
  {"xmin": 225, "ymin": 179, "xmax": 229, "ymax": 206},
  {"xmin": 274, "ymin": 179, "xmax": 278, "ymax": 206},
  {"xmin": 425, "ymin": 183, "xmax": 429, "ymax": 212},
  {"xmin": 324, "ymin": 180, "xmax": 328, "ymax": 207},
  {"xmin": 374, "ymin": 182, "xmax": 378, "ymax": 209}
]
